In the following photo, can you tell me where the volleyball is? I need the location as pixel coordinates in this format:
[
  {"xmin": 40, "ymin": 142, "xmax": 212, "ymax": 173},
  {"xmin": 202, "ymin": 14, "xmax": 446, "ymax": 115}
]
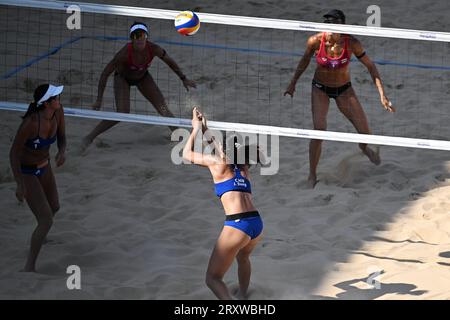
[{"xmin": 174, "ymin": 11, "xmax": 200, "ymax": 36}]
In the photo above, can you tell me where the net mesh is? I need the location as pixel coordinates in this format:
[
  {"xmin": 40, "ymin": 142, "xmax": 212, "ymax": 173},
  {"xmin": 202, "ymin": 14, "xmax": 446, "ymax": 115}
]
[{"xmin": 1, "ymin": 3, "xmax": 450, "ymax": 142}]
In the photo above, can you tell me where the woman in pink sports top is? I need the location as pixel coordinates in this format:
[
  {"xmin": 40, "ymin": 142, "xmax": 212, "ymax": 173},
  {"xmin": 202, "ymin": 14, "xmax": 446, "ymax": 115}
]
[
  {"xmin": 284, "ymin": 9, "xmax": 395, "ymax": 188},
  {"xmin": 82, "ymin": 21, "xmax": 196, "ymax": 151}
]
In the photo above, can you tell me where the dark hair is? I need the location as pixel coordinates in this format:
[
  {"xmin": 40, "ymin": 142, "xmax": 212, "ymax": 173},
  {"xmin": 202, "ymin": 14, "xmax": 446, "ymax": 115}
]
[
  {"xmin": 22, "ymin": 84, "xmax": 50, "ymax": 119},
  {"xmin": 226, "ymin": 135, "xmax": 261, "ymax": 169},
  {"xmin": 130, "ymin": 21, "xmax": 148, "ymax": 29},
  {"xmin": 130, "ymin": 21, "xmax": 148, "ymax": 36},
  {"xmin": 323, "ymin": 9, "xmax": 346, "ymax": 24}
]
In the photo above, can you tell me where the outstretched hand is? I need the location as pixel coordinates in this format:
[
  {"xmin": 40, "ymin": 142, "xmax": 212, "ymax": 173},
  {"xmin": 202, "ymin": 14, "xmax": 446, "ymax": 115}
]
[
  {"xmin": 183, "ymin": 78, "xmax": 197, "ymax": 91},
  {"xmin": 381, "ymin": 95, "xmax": 395, "ymax": 112}
]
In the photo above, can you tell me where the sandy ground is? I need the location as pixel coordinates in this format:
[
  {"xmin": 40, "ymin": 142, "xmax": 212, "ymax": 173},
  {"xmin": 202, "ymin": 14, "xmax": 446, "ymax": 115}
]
[{"xmin": 0, "ymin": 0, "xmax": 450, "ymax": 299}]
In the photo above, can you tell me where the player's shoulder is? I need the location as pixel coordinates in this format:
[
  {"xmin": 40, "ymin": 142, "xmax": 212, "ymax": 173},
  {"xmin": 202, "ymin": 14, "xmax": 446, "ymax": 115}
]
[
  {"xmin": 20, "ymin": 112, "xmax": 38, "ymax": 133},
  {"xmin": 309, "ymin": 33, "xmax": 323, "ymax": 42},
  {"xmin": 112, "ymin": 44, "xmax": 129, "ymax": 63},
  {"xmin": 307, "ymin": 33, "xmax": 323, "ymax": 48},
  {"xmin": 346, "ymin": 34, "xmax": 361, "ymax": 45},
  {"xmin": 148, "ymin": 41, "xmax": 162, "ymax": 51}
]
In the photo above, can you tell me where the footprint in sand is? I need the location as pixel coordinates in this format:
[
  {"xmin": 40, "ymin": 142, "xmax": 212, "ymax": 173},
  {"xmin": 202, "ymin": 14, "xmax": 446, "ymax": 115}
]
[
  {"xmin": 311, "ymin": 194, "xmax": 334, "ymax": 207},
  {"xmin": 388, "ymin": 171, "xmax": 410, "ymax": 191},
  {"xmin": 438, "ymin": 251, "xmax": 450, "ymax": 267},
  {"xmin": 67, "ymin": 213, "xmax": 87, "ymax": 221},
  {"xmin": 409, "ymin": 192, "xmax": 422, "ymax": 200},
  {"xmin": 43, "ymin": 237, "xmax": 64, "ymax": 245},
  {"xmin": 422, "ymin": 202, "xmax": 435, "ymax": 210},
  {"xmin": 95, "ymin": 160, "xmax": 115, "ymax": 167},
  {"xmin": 57, "ymin": 69, "xmax": 84, "ymax": 85},
  {"xmin": 0, "ymin": 168, "xmax": 14, "ymax": 183},
  {"xmin": 434, "ymin": 174, "xmax": 449, "ymax": 182},
  {"xmin": 37, "ymin": 262, "xmax": 67, "ymax": 276},
  {"xmin": 245, "ymin": 284, "xmax": 275, "ymax": 299},
  {"xmin": 96, "ymin": 140, "xmax": 111, "ymax": 149},
  {"xmin": 110, "ymin": 287, "xmax": 147, "ymax": 299},
  {"xmin": 65, "ymin": 241, "xmax": 97, "ymax": 255}
]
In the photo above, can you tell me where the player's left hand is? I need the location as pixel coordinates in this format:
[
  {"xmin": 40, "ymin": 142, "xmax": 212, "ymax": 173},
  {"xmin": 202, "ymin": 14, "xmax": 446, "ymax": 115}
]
[
  {"xmin": 381, "ymin": 95, "xmax": 395, "ymax": 112},
  {"xmin": 183, "ymin": 78, "xmax": 197, "ymax": 91},
  {"xmin": 55, "ymin": 151, "xmax": 66, "ymax": 167},
  {"xmin": 192, "ymin": 106, "xmax": 203, "ymax": 130}
]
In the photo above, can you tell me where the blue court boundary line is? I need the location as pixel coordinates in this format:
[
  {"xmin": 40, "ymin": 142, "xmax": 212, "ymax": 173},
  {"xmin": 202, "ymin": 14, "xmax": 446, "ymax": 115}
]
[{"xmin": 2, "ymin": 35, "xmax": 450, "ymax": 80}]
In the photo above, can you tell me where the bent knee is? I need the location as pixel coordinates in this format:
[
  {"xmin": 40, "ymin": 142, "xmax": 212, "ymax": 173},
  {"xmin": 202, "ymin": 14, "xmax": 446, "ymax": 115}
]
[
  {"xmin": 205, "ymin": 273, "xmax": 222, "ymax": 288},
  {"xmin": 38, "ymin": 216, "xmax": 54, "ymax": 229},
  {"xmin": 206, "ymin": 271, "xmax": 223, "ymax": 282},
  {"xmin": 52, "ymin": 205, "xmax": 60, "ymax": 215},
  {"xmin": 236, "ymin": 252, "xmax": 250, "ymax": 264}
]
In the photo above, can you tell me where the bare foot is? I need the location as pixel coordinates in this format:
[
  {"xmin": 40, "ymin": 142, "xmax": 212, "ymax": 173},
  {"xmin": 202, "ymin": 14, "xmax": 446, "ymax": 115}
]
[
  {"xmin": 79, "ymin": 136, "xmax": 93, "ymax": 154},
  {"xmin": 231, "ymin": 286, "xmax": 248, "ymax": 300},
  {"xmin": 362, "ymin": 146, "xmax": 381, "ymax": 165},
  {"xmin": 236, "ymin": 290, "xmax": 248, "ymax": 300},
  {"xmin": 20, "ymin": 266, "xmax": 36, "ymax": 272},
  {"xmin": 307, "ymin": 174, "xmax": 318, "ymax": 189}
]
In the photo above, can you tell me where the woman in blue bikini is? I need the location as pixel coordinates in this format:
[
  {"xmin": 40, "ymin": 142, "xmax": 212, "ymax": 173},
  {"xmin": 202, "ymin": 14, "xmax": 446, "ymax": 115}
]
[
  {"xmin": 183, "ymin": 107, "xmax": 263, "ymax": 300},
  {"xmin": 9, "ymin": 84, "xmax": 66, "ymax": 272}
]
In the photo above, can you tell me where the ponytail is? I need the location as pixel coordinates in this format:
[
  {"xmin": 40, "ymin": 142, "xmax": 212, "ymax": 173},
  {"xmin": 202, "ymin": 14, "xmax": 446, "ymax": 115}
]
[{"xmin": 22, "ymin": 101, "xmax": 44, "ymax": 119}]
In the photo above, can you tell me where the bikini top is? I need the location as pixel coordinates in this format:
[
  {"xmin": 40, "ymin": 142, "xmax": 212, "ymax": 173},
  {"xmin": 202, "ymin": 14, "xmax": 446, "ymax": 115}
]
[
  {"xmin": 127, "ymin": 42, "xmax": 154, "ymax": 71},
  {"xmin": 214, "ymin": 165, "xmax": 252, "ymax": 198},
  {"xmin": 316, "ymin": 33, "xmax": 351, "ymax": 69},
  {"xmin": 25, "ymin": 112, "xmax": 57, "ymax": 150}
]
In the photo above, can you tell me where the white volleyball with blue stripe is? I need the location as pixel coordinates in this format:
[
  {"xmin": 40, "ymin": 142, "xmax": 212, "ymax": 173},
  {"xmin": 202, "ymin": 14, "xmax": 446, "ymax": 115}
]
[{"xmin": 174, "ymin": 11, "xmax": 200, "ymax": 36}]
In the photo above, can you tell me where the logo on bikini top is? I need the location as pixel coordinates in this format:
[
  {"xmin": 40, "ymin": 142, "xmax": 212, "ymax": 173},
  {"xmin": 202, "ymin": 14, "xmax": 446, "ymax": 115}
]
[
  {"xmin": 234, "ymin": 178, "xmax": 247, "ymax": 188},
  {"xmin": 33, "ymin": 138, "xmax": 40, "ymax": 149},
  {"xmin": 329, "ymin": 60, "xmax": 340, "ymax": 68},
  {"xmin": 130, "ymin": 65, "xmax": 145, "ymax": 71}
]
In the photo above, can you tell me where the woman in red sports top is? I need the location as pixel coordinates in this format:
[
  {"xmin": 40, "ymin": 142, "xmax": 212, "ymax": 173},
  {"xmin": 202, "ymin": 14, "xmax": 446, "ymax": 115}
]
[
  {"xmin": 82, "ymin": 22, "xmax": 196, "ymax": 151},
  {"xmin": 284, "ymin": 10, "xmax": 395, "ymax": 188}
]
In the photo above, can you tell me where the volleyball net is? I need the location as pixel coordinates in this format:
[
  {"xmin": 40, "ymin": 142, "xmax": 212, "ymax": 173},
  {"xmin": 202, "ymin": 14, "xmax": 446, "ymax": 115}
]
[{"xmin": 1, "ymin": 0, "xmax": 450, "ymax": 150}]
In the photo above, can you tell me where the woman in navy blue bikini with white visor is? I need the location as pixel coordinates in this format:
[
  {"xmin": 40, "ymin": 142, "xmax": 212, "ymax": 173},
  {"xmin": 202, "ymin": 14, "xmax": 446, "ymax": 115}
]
[
  {"xmin": 183, "ymin": 107, "xmax": 263, "ymax": 300},
  {"xmin": 9, "ymin": 84, "xmax": 66, "ymax": 272}
]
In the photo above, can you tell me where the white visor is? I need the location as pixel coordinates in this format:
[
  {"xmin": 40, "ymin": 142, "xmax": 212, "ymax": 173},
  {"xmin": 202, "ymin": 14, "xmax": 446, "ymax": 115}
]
[
  {"xmin": 37, "ymin": 84, "xmax": 64, "ymax": 105},
  {"xmin": 130, "ymin": 24, "xmax": 148, "ymax": 35}
]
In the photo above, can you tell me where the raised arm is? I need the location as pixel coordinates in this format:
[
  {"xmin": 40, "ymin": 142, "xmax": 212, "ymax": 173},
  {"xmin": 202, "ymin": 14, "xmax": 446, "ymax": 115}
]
[
  {"xmin": 200, "ymin": 115, "xmax": 226, "ymax": 160},
  {"xmin": 351, "ymin": 37, "xmax": 395, "ymax": 112},
  {"xmin": 183, "ymin": 107, "xmax": 223, "ymax": 167},
  {"xmin": 153, "ymin": 44, "xmax": 196, "ymax": 91},
  {"xmin": 284, "ymin": 34, "xmax": 319, "ymax": 97}
]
